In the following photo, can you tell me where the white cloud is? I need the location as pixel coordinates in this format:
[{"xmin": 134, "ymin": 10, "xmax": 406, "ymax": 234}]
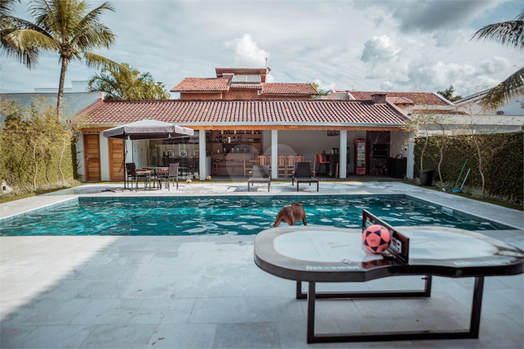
[
  {"xmin": 1, "ymin": 1, "xmax": 520, "ymax": 97},
  {"xmin": 360, "ymin": 35, "xmax": 401, "ymax": 63},
  {"xmin": 224, "ymin": 34, "xmax": 269, "ymax": 68}
]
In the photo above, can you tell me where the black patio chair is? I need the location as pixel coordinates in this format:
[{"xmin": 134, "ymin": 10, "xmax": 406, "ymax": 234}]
[
  {"xmin": 292, "ymin": 162, "xmax": 319, "ymax": 192},
  {"xmin": 125, "ymin": 163, "xmax": 151, "ymax": 191},
  {"xmin": 157, "ymin": 163, "xmax": 179, "ymax": 190},
  {"xmin": 248, "ymin": 165, "xmax": 271, "ymax": 192}
]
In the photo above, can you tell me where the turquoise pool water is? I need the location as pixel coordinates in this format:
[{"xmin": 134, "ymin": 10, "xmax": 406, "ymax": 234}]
[{"xmin": 0, "ymin": 195, "xmax": 511, "ymax": 236}]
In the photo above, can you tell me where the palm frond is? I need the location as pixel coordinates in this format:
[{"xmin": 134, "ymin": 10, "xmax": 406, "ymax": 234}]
[
  {"xmin": 83, "ymin": 52, "xmax": 134, "ymax": 79},
  {"xmin": 76, "ymin": 1, "xmax": 115, "ymax": 32},
  {"xmin": 481, "ymin": 67, "xmax": 524, "ymax": 109},
  {"xmin": 0, "ymin": 0, "xmax": 20, "ymax": 17},
  {"xmin": 471, "ymin": 9, "xmax": 524, "ymax": 49},
  {"xmin": 4, "ymin": 28, "xmax": 58, "ymax": 52}
]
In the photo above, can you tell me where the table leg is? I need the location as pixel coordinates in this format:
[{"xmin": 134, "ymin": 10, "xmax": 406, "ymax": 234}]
[{"xmin": 302, "ymin": 276, "xmax": 485, "ymax": 343}]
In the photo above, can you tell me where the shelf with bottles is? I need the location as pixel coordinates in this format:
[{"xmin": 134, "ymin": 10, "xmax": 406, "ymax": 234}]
[
  {"xmin": 210, "ymin": 142, "xmax": 260, "ymax": 155},
  {"xmin": 207, "ymin": 130, "xmax": 261, "ymax": 145}
]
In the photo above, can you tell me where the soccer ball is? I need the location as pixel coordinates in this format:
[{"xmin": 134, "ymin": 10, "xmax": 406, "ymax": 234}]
[
  {"xmin": 206, "ymin": 175, "xmax": 212, "ymax": 181},
  {"xmin": 362, "ymin": 224, "xmax": 391, "ymax": 254},
  {"xmin": 186, "ymin": 179, "xmax": 192, "ymax": 184}
]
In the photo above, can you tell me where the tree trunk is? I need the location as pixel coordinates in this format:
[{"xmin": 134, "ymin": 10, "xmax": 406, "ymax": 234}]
[
  {"xmin": 58, "ymin": 137, "xmax": 66, "ymax": 184},
  {"xmin": 473, "ymin": 135, "xmax": 485, "ymax": 195},
  {"xmin": 438, "ymin": 142, "xmax": 444, "ymax": 187},
  {"xmin": 32, "ymin": 143, "xmax": 38, "ymax": 191},
  {"xmin": 57, "ymin": 58, "xmax": 68, "ymax": 119},
  {"xmin": 420, "ymin": 134, "xmax": 428, "ymax": 170}
]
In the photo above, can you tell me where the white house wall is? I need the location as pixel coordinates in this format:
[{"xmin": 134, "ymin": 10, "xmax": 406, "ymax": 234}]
[
  {"xmin": 76, "ymin": 136, "xmax": 85, "ymax": 181},
  {"xmin": 100, "ymin": 135, "xmax": 110, "ymax": 181}
]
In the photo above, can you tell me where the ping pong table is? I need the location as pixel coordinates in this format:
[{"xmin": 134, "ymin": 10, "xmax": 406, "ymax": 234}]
[{"xmin": 254, "ymin": 214, "xmax": 523, "ymax": 344}]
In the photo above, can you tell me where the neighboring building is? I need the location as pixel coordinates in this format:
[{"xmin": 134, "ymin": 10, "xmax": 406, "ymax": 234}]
[
  {"xmin": 77, "ymin": 94, "xmax": 414, "ymax": 182},
  {"xmin": 34, "ymin": 80, "xmax": 89, "ymax": 93},
  {"xmin": 328, "ymin": 90, "xmax": 456, "ymax": 114},
  {"xmin": 329, "ymin": 90, "xmax": 523, "ymax": 135},
  {"xmin": 1, "ymin": 91, "xmax": 102, "ymax": 120},
  {"xmin": 171, "ymin": 68, "xmax": 319, "ymax": 100},
  {"xmin": 455, "ymin": 89, "xmax": 523, "ymax": 116}
]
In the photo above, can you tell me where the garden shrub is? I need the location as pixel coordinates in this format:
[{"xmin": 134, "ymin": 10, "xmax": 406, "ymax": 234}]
[{"xmin": 0, "ymin": 97, "xmax": 79, "ymax": 194}]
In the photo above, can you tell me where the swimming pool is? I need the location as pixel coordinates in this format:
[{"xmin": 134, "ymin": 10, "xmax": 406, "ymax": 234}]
[{"xmin": 0, "ymin": 195, "xmax": 514, "ymax": 236}]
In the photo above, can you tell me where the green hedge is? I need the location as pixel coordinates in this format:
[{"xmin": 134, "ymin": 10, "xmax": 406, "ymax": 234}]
[
  {"xmin": 414, "ymin": 132, "xmax": 523, "ymax": 204},
  {"xmin": 0, "ymin": 97, "xmax": 76, "ymax": 193}
]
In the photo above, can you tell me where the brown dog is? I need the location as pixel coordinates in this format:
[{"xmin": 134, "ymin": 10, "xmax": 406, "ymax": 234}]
[{"xmin": 273, "ymin": 202, "xmax": 307, "ymax": 227}]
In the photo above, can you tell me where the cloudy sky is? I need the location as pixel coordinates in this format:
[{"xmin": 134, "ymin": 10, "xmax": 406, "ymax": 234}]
[{"xmin": 1, "ymin": 0, "xmax": 522, "ymax": 98}]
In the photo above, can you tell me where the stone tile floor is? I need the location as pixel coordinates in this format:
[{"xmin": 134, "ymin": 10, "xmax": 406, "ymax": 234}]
[{"xmin": 1, "ymin": 181, "xmax": 522, "ymax": 348}]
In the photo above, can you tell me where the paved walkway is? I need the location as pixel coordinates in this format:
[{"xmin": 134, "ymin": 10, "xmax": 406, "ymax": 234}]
[{"xmin": 1, "ymin": 182, "xmax": 522, "ymax": 348}]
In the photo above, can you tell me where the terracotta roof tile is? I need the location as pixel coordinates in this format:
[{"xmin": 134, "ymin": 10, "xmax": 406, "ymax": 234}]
[
  {"xmin": 261, "ymin": 83, "xmax": 319, "ymax": 95},
  {"xmin": 350, "ymin": 91, "xmax": 447, "ymax": 106},
  {"xmin": 387, "ymin": 97, "xmax": 414, "ymax": 105},
  {"xmin": 412, "ymin": 109, "xmax": 467, "ymax": 115},
  {"xmin": 83, "ymin": 99, "xmax": 408, "ymax": 126},
  {"xmin": 170, "ymin": 78, "xmax": 230, "ymax": 92}
]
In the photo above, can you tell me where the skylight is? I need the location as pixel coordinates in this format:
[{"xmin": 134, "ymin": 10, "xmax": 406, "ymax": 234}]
[{"xmin": 231, "ymin": 74, "xmax": 261, "ymax": 83}]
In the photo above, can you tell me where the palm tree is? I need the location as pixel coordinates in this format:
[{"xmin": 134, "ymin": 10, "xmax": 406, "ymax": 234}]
[
  {"xmin": 87, "ymin": 63, "xmax": 170, "ymax": 100},
  {"xmin": 471, "ymin": 9, "xmax": 524, "ymax": 109},
  {"xmin": 1, "ymin": 0, "xmax": 131, "ymax": 118}
]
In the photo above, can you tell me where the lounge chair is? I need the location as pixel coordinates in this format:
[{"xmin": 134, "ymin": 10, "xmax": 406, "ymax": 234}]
[
  {"xmin": 292, "ymin": 162, "xmax": 319, "ymax": 192},
  {"xmin": 248, "ymin": 165, "xmax": 271, "ymax": 192}
]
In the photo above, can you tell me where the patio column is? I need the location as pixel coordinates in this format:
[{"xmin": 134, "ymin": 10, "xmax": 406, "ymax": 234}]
[
  {"xmin": 339, "ymin": 130, "xmax": 347, "ymax": 178},
  {"xmin": 199, "ymin": 130, "xmax": 207, "ymax": 180},
  {"xmin": 271, "ymin": 130, "xmax": 278, "ymax": 179},
  {"xmin": 406, "ymin": 131, "xmax": 415, "ymax": 179}
]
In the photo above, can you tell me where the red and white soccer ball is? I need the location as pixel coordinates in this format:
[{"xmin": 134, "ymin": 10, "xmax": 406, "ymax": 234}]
[{"xmin": 362, "ymin": 224, "xmax": 391, "ymax": 254}]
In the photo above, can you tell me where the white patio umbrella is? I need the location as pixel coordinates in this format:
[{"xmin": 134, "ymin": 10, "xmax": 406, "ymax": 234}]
[{"xmin": 103, "ymin": 119, "xmax": 194, "ymax": 190}]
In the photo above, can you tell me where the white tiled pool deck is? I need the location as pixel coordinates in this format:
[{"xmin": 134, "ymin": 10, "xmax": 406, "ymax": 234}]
[{"xmin": 1, "ymin": 181, "xmax": 522, "ymax": 348}]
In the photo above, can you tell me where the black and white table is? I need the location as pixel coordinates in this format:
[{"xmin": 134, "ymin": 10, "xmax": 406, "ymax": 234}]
[{"xmin": 254, "ymin": 226, "xmax": 523, "ymax": 344}]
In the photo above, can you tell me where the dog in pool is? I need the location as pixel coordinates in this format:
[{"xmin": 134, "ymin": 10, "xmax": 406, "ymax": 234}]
[{"xmin": 273, "ymin": 202, "xmax": 307, "ymax": 227}]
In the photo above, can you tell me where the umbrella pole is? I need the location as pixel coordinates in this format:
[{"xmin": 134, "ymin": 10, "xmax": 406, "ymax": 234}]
[{"xmin": 122, "ymin": 136, "xmax": 131, "ymax": 191}]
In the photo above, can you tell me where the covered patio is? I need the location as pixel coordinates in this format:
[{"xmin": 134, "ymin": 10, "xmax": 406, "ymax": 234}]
[{"xmin": 77, "ymin": 96, "xmax": 414, "ymax": 183}]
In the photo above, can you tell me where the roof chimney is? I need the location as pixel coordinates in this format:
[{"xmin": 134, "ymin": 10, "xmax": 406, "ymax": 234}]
[{"xmin": 371, "ymin": 93, "xmax": 387, "ymax": 104}]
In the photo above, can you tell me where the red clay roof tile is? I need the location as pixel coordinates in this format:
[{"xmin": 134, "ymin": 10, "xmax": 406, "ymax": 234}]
[
  {"xmin": 261, "ymin": 83, "xmax": 319, "ymax": 95},
  {"xmin": 350, "ymin": 91, "xmax": 447, "ymax": 106},
  {"xmin": 82, "ymin": 99, "xmax": 407, "ymax": 126},
  {"xmin": 170, "ymin": 78, "xmax": 230, "ymax": 92}
]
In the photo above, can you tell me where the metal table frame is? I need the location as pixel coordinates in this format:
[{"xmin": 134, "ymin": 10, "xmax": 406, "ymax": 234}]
[{"xmin": 297, "ymin": 276, "xmax": 485, "ymax": 344}]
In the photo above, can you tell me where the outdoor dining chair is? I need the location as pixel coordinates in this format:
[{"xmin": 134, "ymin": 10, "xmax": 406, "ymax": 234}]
[
  {"xmin": 247, "ymin": 165, "xmax": 271, "ymax": 192},
  {"xmin": 157, "ymin": 163, "xmax": 179, "ymax": 190},
  {"xmin": 292, "ymin": 162, "xmax": 319, "ymax": 192},
  {"xmin": 125, "ymin": 163, "xmax": 151, "ymax": 191},
  {"xmin": 315, "ymin": 154, "xmax": 330, "ymax": 175}
]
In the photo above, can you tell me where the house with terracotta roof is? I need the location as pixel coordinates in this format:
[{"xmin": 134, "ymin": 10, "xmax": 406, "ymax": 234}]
[
  {"xmin": 328, "ymin": 89, "xmax": 523, "ymax": 136},
  {"xmin": 171, "ymin": 68, "xmax": 319, "ymax": 100},
  {"xmin": 77, "ymin": 92, "xmax": 415, "ymax": 182}
]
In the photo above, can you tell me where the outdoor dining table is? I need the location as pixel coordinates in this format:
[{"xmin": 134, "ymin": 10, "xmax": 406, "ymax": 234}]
[{"xmin": 144, "ymin": 167, "xmax": 168, "ymax": 189}]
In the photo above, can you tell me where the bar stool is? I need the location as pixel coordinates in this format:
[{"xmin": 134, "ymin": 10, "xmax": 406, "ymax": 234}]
[
  {"xmin": 212, "ymin": 162, "xmax": 219, "ymax": 176},
  {"xmin": 335, "ymin": 163, "xmax": 339, "ymax": 178}
]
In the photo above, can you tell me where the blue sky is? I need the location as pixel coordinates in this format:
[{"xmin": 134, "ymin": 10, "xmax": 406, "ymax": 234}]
[{"xmin": 1, "ymin": 0, "xmax": 522, "ymax": 98}]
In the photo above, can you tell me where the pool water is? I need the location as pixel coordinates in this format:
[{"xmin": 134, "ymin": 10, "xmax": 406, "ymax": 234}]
[{"xmin": 0, "ymin": 195, "xmax": 511, "ymax": 236}]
